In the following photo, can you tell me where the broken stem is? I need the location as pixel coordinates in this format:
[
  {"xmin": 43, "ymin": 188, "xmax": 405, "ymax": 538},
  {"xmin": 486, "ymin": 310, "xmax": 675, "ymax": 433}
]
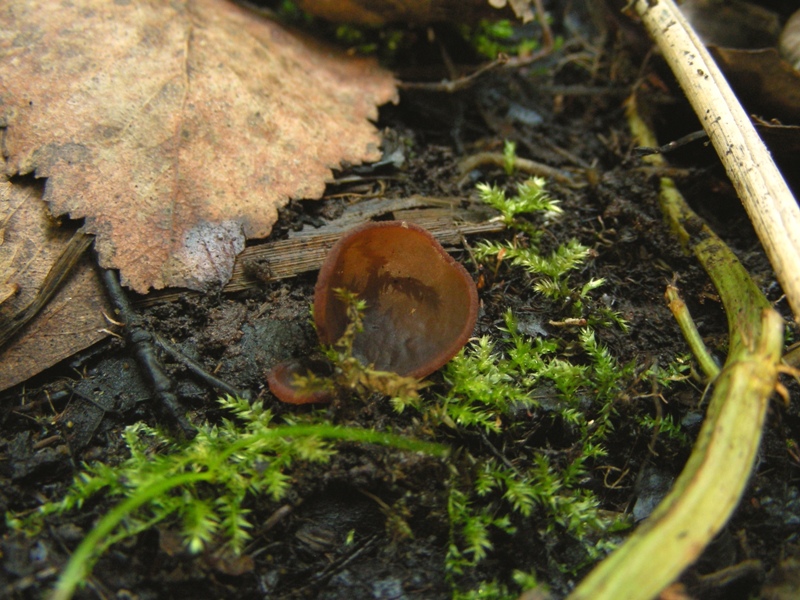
[
  {"xmin": 664, "ymin": 283, "xmax": 719, "ymax": 380},
  {"xmin": 631, "ymin": 0, "xmax": 800, "ymax": 321}
]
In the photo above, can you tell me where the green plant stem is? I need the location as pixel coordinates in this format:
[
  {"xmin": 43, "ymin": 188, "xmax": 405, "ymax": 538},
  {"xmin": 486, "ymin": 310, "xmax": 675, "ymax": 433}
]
[
  {"xmin": 220, "ymin": 424, "xmax": 449, "ymax": 463},
  {"xmin": 568, "ymin": 310, "xmax": 781, "ymax": 600},
  {"xmin": 50, "ymin": 425, "xmax": 448, "ymax": 600},
  {"xmin": 664, "ymin": 284, "xmax": 720, "ymax": 380},
  {"xmin": 567, "ymin": 99, "xmax": 784, "ymax": 600},
  {"xmin": 51, "ymin": 472, "xmax": 212, "ymax": 600}
]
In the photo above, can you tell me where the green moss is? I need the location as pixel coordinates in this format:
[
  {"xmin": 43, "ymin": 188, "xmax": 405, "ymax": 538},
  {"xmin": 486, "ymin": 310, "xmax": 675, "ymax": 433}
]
[
  {"xmin": 461, "ymin": 19, "xmax": 541, "ymax": 59},
  {"xmin": 430, "ymin": 177, "xmax": 644, "ymax": 595},
  {"xmin": 475, "ymin": 178, "xmax": 596, "ymax": 304},
  {"xmin": 293, "ymin": 288, "xmax": 427, "ymax": 407},
  {"xmin": 10, "ymin": 397, "xmax": 446, "ymax": 599},
  {"xmin": 11, "ymin": 176, "xmax": 677, "ymax": 599},
  {"xmin": 503, "ymin": 140, "xmax": 517, "ymax": 175},
  {"xmin": 436, "ymin": 310, "xmax": 633, "ymax": 584}
]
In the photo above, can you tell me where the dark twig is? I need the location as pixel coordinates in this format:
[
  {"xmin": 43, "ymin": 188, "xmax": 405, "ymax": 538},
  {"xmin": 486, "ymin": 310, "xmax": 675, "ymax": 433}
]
[
  {"xmin": 99, "ymin": 268, "xmax": 195, "ymax": 439},
  {"xmin": 399, "ymin": 54, "xmax": 508, "ymax": 93},
  {"xmin": 0, "ymin": 230, "xmax": 93, "ymax": 349},
  {"xmin": 502, "ymin": 0, "xmax": 555, "ymax": 68},
  {"xmin": 633, "ymin": 129, "xmax": 709, "ymax": 157},
  {"xmin": 290, "ymin": 534, "xmax": 380, "ymax": 596},
  {"xmin": 153, "ymin": 333, "xmax": 251, "ymax": 400}
]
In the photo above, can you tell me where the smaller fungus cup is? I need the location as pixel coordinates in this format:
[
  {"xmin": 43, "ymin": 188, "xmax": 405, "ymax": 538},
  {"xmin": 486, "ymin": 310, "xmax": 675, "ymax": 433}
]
[
  {"xmin": 268, "ymin": 220, "xmax": 479, "ymax": 404},
  {"xmin": 267, "ymin": 360, "xmax": 334, "ymax": 406}
]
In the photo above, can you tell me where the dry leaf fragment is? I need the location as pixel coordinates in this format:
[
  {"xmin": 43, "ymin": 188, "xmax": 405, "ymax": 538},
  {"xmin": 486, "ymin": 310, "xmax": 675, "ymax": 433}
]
[
  {"xmin": 0, "ymin": 180, "xmax": 110, "ymax": 392},
  {"xmin": 294, "ymin": 0, "xmax": 519, "ymax": 25},
  {"xmin": 0, "ymin": 0, "xmax": 397, "ymax": 293},
  {"xmin": 0, "ymin": 207, "xmax": 20, "ymax": 307},
  {"xmin": 780, "ymin": 9, "xmax": 800, "ymax": 69},
  {"xmin": 708, "ymin": 47, "xmax": 800, "ymax": 123},
  {"xmin": 679, "ymin": 0, "xmax": 781, "ymax": 49}
]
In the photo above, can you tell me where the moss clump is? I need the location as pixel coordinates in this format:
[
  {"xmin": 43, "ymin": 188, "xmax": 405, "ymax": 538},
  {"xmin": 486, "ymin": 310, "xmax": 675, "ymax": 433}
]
[{"xmin": 10, "ymin": 177, "xmax": 690, "ymax": 600}]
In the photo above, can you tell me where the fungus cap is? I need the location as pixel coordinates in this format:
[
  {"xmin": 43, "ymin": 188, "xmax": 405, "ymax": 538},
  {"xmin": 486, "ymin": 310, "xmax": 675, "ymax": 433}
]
[
  {"xmin": 267, "ymin": 360, "xmax": 334, "ymax": 405},
  {"xmin": 314, "ymin": 220, "xmax": 478, "ymax": 378}
]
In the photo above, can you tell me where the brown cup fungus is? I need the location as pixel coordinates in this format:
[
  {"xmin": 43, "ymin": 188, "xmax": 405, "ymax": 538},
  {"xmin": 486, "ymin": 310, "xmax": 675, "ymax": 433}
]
[
  {"xmin": 267, "ymin": 360, "xmax": 334, "ymax": 406},
  {"xmin": 268, "ymin": 220, "xmax": 478, "ymax": 404}
]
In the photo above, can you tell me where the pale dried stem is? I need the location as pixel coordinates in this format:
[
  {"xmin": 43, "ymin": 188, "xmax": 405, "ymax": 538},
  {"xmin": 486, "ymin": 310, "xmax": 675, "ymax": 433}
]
[{"xmin": 634, "ymin": 0, "xmax": 800, "ymax": 321}]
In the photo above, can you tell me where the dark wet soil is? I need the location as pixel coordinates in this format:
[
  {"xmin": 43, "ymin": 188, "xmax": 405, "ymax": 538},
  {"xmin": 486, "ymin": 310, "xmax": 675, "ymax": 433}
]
[{"xmin": 2, "ymin": 2, "xmax": 800, "ymax": 599}]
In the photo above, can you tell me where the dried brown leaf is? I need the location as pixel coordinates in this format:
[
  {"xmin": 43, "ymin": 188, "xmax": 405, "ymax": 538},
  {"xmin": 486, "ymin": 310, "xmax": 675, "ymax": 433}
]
[
  {"xmin": 0, "ymin": 209, "xmax": 20, "ymax": 307},
  {"xmin": 709, "ymin": 46, "xmax": 800, "ymax": 123},
  {"xmin": 0, "ymin": 0, "xmax": 396, "ymax": 293},
  {"xmin": 0, "ymin": 180, "xmax": 110, "ymax": 392},
  {"xmin": 780, "ymin": 9, "xmax": 800, "ymax": 68},
  {"xmin": 0, "ymin": 283, "xmax": 17, "ymax": 307},
  {"xmin": 294, "ymin": 0, "xmax": 517, "ymax": 25}
]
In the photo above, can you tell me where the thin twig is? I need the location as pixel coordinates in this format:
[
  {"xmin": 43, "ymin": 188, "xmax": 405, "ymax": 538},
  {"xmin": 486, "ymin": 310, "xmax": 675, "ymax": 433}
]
[
  {"xmin": 399, "ymin": 0, "xmax": 556, "ymax": 93},
  {"xmin": 153, "ymin": 334, "xmax": 250, "ymax": 400},
  {"xmin": 399, "ymin": 54, "xmax": 508, "ymax": 93},
  {"xmin": 290, "ymin": 534, "xmax": 381, "ymax": 596},
  {"xmin": 458, "ymin": 152, "xmax": 583, "ymax": 187},
  {"xmin": 633, "ymin": 129, "xmax": 709, "ymax": 157},
  {"xmin": 99, "ymin": 268, "xmax": 195, "ymax": 439}
]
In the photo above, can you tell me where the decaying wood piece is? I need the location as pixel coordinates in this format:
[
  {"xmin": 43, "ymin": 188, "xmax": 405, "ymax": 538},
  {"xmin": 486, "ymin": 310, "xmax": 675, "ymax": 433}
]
[
  {"xmin": 222, "ymin": 196, "xmax": 502, "ymax": 293},
  {"xmin": 633, "ymin": 0, "xmax": 800, "ymax": 321}
]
